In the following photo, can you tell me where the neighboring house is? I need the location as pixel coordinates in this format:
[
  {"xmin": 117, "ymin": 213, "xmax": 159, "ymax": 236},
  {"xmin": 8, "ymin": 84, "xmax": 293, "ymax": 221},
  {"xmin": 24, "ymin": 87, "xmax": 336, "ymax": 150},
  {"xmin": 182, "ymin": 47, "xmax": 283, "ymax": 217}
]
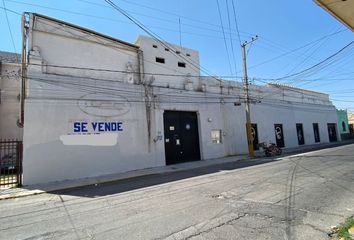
[
  {"xmin": 0, "ymin": 51, "xmax": 23, "ymax": 140},
  {"xmin": 21, "ymin": 13, "xmax": 340, "ymax": 185},
  {"xmin": 348, "ymin": 111, "xmax": 354, "ymax": 134},
  {"xmin": 336, "ymin": 109, "xmax": 350, "ymax": 139}
]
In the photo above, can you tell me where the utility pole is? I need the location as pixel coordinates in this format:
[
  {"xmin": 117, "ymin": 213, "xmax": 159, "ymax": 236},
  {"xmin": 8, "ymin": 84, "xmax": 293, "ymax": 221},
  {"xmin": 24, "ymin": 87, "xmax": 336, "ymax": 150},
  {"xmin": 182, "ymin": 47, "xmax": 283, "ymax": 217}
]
[{"xmin": 241, "ymin": 36, "xmax": 257, "ymax": 158}]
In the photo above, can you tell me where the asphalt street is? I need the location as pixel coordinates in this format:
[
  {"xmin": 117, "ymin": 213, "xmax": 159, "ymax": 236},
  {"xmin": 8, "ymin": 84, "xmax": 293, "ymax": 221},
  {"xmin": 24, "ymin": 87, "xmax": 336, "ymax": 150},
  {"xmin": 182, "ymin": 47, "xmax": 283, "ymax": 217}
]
[{"xmin": 1, "ymin": 144, "xmax": 354, "ymax": 240}]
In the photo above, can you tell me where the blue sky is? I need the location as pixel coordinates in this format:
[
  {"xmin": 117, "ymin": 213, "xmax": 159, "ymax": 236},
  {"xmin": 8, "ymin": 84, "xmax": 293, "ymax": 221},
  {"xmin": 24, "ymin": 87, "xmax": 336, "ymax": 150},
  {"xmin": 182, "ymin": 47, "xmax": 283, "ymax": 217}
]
[{"xmin": 1, "ymin": 0, "xmax": 353, "ymax": 110}]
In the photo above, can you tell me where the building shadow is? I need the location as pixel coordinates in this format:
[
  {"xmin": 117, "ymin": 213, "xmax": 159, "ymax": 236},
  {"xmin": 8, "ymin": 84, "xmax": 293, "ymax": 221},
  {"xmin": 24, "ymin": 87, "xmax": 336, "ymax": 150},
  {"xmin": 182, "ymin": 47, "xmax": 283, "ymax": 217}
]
[
  {"xmin": 53, "ymin": 157, "xmax": 278, "ymax": 198},
  {"xmin": 49, "ymin": 140, "xmax": 354, "ymax": 198}
]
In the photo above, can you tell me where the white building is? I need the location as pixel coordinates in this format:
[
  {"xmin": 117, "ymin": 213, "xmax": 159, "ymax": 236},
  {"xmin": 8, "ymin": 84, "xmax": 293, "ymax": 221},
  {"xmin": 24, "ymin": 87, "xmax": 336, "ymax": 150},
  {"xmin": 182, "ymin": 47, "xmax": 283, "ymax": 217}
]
[
  {"xmin": 0, "ymin": 51, "xmax": 23, "ymax": 140},
  {"xmin": 18, "ymin": 13, "xmax": 339, "ymax": 185}
]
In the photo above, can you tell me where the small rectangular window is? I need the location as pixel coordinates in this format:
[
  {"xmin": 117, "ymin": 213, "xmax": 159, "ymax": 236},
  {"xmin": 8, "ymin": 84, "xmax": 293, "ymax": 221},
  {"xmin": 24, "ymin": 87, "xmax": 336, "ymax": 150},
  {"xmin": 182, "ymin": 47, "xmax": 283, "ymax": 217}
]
[
  {"xmin": 211, "ymin": 130, "xmax": 222, "ymax": 144},
  {"xmin": 156, "ymin": 57, "xmax": 165, "ymax": 64},
  {"xmin": 186, "ymin": 53, "xmax": 191, "ymax": 56},
  {"xmin": 165, "ymin": 48, "xmax": 169, "ymax": 51},
  {"xmin": 178, "ymin": 62, "xmax": 186, "ymax": 68},
  {"xmin": 152, "ymin": 45, "xmax": 158, "ymax": 48},
  {"xmin": 176, "ymin": 51, "xmax": 181, "ymax": 54},
  {"xmin": 296, "ymin": 123, "xmax": 305, "ymax": 145},
  {"xmin": 313, "ymin": 123, "xmax": 320, "ymax": 143}
]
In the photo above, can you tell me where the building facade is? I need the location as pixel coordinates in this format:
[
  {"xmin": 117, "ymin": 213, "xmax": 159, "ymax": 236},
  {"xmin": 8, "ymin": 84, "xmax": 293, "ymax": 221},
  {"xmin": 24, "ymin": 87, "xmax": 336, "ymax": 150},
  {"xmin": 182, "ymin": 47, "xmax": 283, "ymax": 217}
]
[
  {"xmin": 0, "ymin": 51, "xmax": 23, "ymax": 140},
  {"xmin": 336, "ymin": 109, "xmax": 350, "ymax": 139},
  {"xmin": 19, "ymin": 13, "xmax": 340, "ymax": 185},
  {"xmin": 347, "ymin": 112, "xmax": 354, "ymax": 134}
]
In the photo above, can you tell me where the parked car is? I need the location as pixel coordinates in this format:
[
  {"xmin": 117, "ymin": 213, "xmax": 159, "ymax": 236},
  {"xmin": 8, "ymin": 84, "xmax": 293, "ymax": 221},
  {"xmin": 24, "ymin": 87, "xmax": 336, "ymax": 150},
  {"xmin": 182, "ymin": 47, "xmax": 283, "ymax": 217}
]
[{"xmin": 0, "ymin": 154, "xmax": 17, "ymax": 174}]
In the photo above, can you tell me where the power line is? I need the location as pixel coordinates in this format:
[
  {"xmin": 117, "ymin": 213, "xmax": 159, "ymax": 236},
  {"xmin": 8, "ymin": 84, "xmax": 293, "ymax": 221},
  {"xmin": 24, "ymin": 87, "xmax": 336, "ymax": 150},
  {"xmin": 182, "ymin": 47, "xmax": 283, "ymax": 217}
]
[
  {"xmin": 2, "ymin": 7, "xmax": 246, "ymax": 81},
  {"xmin": 1, "ymin": 68, "xmax": 338, "ymax": 109},
  {"xmin": 216, "ymin": 0, "xmax": 234, "ymax": 76},
  {"xmin": 1, "ymin": 0, "xmax": 19, "ymax": 61},
  {"xmin": 115, "ymin": 0, "xmax": 255, "ymax": 36},
  {"xmin": 26, "ymin": 62, "xmax": 243, "ymax": 79},
  {"xmin": 230, "ymin": 0, "xmax": 242, "ymax": 46},
  {"xmin": 22, "ymin": 69, "xmax": 325, "ymax": 104},
  {"xmin": 104, "ymin": 0, "xmax": 220, "ymax": 82},
  {"xmin": 5, "ymin": 0, "xmax": 254, "ymax": 41},
  {"xmin": 283, "ymin": 26, "xmax": 343, "ymax": 80},
  {"xmin": 247, "ymin": 29, "xmax": 348, "ymax": 70},
  {"xmin": 226, "ymin": 0, "xmax": 238, "ymax": 76},
  {"xmin": 9, "ymin": 71, "xmax": 321, "ymax": 105},
  {"xmin": 294, "ymin": 47, "xmax": 354, "ymax": 87},
  {"xmin": 5, "ymin": 1, "xmax": 349, "ymax": 82},
  {"xmin": 3, "ymin": 5, "xmax": 352, "ymax": 102},
  {"xmin": 23, "ymin": 76, "xmax": 337, "ymax": 109},
  {"xmin": 272, "ymin": 41, "xmax": 354, "ymax": 81},
  {"xmin": 19, "ymin": 62, "xmax": 354, "ymax": 83},
  {"xmin": 23, "ymin": 12, "xmax": 216, "ymax": 80},
  {"xmin": 24, "ymin": 76, "xmax": 248, "ymax": 105},
  {"xmin": 8, "ymin": 72, "xmax": 332, "ymax": 103},
  {"xmin": 2, "ymin": 0, "xmax": 352, "ymax": 79}
]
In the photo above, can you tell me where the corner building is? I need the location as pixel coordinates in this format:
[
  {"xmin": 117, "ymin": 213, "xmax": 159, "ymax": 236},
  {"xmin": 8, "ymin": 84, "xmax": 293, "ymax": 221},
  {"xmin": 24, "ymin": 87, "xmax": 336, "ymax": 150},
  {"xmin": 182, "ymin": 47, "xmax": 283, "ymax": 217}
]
[{"xmin": 22, "ymin": 13, "xmax": 339, "ymax": 185}]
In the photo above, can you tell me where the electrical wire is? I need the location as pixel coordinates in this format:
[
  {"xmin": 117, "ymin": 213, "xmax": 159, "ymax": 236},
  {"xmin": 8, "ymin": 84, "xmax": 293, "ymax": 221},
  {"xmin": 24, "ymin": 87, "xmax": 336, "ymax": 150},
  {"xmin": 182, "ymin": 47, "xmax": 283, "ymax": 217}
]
[
  {"xmin": 283, "ymin": 26, "xmax": 342, "ymax": 80},
  {"xmin": 216, "ymin": 0, "xmax": 234, "ymax": 76},
  {"xmin": 1, "ymin": 0, "xmax": 19, "ymax": 62},
  {"xmin": 247, "ymin": 29, "xmax": 348, "ymax": 70},
  {"xmin": 104, "ymin": 0, "xmax": 222, "ymax": 82},
  {"xmin": 226, "ymin": 0, "xmax": 238, "ymax": 76},
  {"xmin": 271, "ymin": 41, "xmax": 354, "ymax": 81},
  {"xmin": 3, "ymin": 0, "xmax": 252, "ymax": 42},
  {"xmin": 113, "ymin": 0, "xmax": 255, "ymax": 36},
  {"xmin": 230, "ymin": 0, "xmax": 242, "ymax": 47},
  {"xmin": 4, "ymin": 3, "xmax": 350, "ymax": 85},
  {"xmin": 3, "ymin": 67, "xmax": 342, "ymax": 105},
  {"xmin": 26, "ymin": 62, "xmax": 243, "ymax": 79},
  {"xmin": 26, "ymin": 13, "xmax": 217, "ymax": 80},
  {"xmin": 2, "ymin": 4, "xmax": 352, "ymax": 108}
]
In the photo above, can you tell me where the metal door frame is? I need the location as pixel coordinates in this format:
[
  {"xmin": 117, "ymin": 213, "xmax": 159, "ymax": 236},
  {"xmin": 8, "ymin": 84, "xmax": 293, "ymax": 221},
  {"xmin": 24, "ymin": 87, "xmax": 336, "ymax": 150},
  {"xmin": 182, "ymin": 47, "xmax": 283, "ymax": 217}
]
[
  {"xmin": 274, "ymin": 123, "xmax": 285, "ymax": 148},
  {"xmin": 163, "ymin": 110, "xmax": 201, "ymax": 165}
]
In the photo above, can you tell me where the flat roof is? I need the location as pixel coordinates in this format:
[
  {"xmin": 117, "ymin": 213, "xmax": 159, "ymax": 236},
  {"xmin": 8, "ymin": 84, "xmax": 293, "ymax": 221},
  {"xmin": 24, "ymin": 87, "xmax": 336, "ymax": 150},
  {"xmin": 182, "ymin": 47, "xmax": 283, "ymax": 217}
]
[
  {"xmin": 267, "ymin": 83, "xmax": 328, "ymax": 96},
  {"xmin": 0, "ymin": 51, "xmax": 21, "ymax": 64}
]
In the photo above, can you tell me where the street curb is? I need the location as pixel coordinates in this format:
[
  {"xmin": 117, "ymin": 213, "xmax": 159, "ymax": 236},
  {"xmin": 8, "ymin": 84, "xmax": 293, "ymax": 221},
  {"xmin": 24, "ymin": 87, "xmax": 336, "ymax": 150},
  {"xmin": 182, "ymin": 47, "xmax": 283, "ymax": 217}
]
[
  {"xmin": 0, "ymin": 189, "xmax": 45, "ymax": 200},
  {"xmin": 1, "ymin": 141, "xmax": 353, "ymax": 201},
  {"xmin": 0, "ymin": 155, "xmax": 248, "ymax": 201}
]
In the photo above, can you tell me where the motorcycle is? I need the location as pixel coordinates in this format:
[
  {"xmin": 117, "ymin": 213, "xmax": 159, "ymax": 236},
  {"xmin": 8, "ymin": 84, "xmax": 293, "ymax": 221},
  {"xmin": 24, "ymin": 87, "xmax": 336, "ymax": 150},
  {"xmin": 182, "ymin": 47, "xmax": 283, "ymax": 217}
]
[{"xmin": 259, "ymin": 142, "xmax": 282, "ymax": 157}]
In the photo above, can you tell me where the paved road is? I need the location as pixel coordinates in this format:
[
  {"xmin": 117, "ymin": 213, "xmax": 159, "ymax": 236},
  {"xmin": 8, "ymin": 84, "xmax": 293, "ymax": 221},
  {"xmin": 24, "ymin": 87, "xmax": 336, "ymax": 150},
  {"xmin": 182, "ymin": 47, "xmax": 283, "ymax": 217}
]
[{"xmin": 1, "ymin": 144, "xmax": 354, "ymax": 240}]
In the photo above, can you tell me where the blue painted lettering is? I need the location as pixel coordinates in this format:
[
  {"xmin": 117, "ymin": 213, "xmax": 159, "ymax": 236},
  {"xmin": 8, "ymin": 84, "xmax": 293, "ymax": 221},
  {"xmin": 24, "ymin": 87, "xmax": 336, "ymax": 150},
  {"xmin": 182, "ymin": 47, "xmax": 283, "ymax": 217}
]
[
  {"xmin": 73, "ymin": 121, "xmax": 123, "ymax": 133},
  {"xmin": 74, "ymin": 122, "xmax": 81, "ymax": 132},
  {"xmin": 92, "ymin": 122, "xmax": 98, "ymax": 131},
  {"xmin": 111, "ymin": 122, "xmax": 117, "ymax": 131},
  {"xmin": 104, "ymin": 122, "xmax": 111, "ymax": 131},
  {"xmin": 117, "ymin": 122, "xmax": 123, "ymax": 131},
  {"xmin": 98, "ymin": 122, "xmax": 104, "ymax": 132},
  {"xmin": 81, "ymin": 122, "xmax": 88, "ymax": 132}
]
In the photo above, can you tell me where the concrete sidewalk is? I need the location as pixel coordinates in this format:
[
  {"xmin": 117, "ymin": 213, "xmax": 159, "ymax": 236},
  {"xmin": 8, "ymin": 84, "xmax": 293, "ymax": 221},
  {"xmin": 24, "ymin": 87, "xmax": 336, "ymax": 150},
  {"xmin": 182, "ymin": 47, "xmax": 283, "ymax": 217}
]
[{"xmin": 0, "ymin": 140, "xmax": 353, "ymax": 200}]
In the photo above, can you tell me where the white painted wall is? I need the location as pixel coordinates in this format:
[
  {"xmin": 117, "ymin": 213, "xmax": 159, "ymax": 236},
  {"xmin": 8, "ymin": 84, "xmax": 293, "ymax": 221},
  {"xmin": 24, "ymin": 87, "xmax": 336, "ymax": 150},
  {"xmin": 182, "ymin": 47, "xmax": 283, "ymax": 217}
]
[
  {"xmin": 22, "ymin": 14, "xmax": 340, "ymax": 185},
  {"xmin": 23, "ymin": 14, "xmax": 154, "ymax": 184},
  {"xmin": 28, "ymin": 14, "xmax": 140, "ymax": 83},
  {"xmin": 0, "ymin": 62, "xmax": 22, "ymax": 140},
  {"xmin": 136, "ymin": 36, "xmax": 200, "ymax": 89}
]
